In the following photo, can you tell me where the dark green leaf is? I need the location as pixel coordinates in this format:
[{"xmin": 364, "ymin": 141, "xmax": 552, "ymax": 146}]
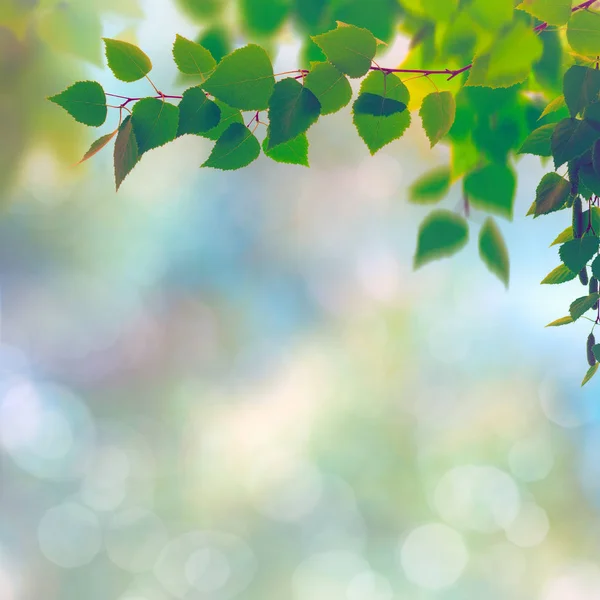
[
  {"xmin": 267, "ymin": 78, "xmax": 321, "ymax": 150},
  {"xmin": 551, "ymin": 118, "xmax": 600, "ymax": 168},
  {"xmin": 262, "ymin": 134, "xmax": 309, "ymax": 166},
  {"xmin": 103, "ymin": 38, "xmax": 152, "ymax": 82},
  {"xmin": 563, "ymin": 65, "xmax": 600, "ymax": 118},
  {"xmin": 464, "ymin": 163, "xmax": 516, "ymax": 220},
  {"xmin": 354, "ymin": 93, "xmax": 406, "ymax": 116},
  {"xmin": 203, "ymin": 44, "xmax": 275, "ymax": 110},
  {"xmin": 197, "ymin": 27, "xmax": 230, "ymax": 63},
  {"xmin": 541, "ymin": 264, "xmax": 577, "ymax": 284},
  {"xmin": 581, "ymin": 163, "xmax": 600, "ymax": 196},
  {"xmin": 202, "ymin": 100, "xmax": 244, "ymax": 141},
  {"xmin": 177, "ymin": 87, "xmax": 221, "ymax": 136},
  {"xmin": 172, "ymin": 35, "xmax": 216, "ymax": 80},
  {"xmin": 353, "ymin": 71, "xmax": 410, "ymax": 154},
  {"xmin": 570, "ymin": 293, "xmax": 600, "ymax": 321},
  {"xmin": 203, "ymin": 122, "xmax": 260, "ymax": 170},
  {"xmin": 48, "ymin": 81, "xmax": 107, "ymax": 127},
  {"xmin": 534, "ymin": 172, "xmax": 571, "ymax": 217},
  {"xmin": 312, "ymin": 23, "xmax": 377, "ymax": 78},
  {"xmin": 414, "ymin": 210, "xmax": 469, "ymax": 268},
  {"xmin": 304, "ymin": 62, "xmax": 352, "ymax": 115},
  {"xmin": 131, "ymin": 98, "xmax": 179, "ymax": 155},
  {"xmin": 518, "ymin": 123, "xmax": 555, "ymax": 156},
  {"xmin": 593, "ymin": 344, "xmax": 600, "ymax": 362},
  {"xmin": 478, "ymin": 217, "xmax": 509, "ymax": 287},
  {"xmin": 409, "ymin": 168, "xmax": 451, "ymax": 204},
  {"xmin": 559, "ymin": 236, "xmax": 600, "ymax": 273},
  {"xmin": 419, "ymin": 91, "xmax": 456, "ymax": 148},
  {"xmin": 240, "ymin": 0, "xmax": 291, "ymax": 35},
  {"xmin": 592, "ymin": 254, "xmax": 600, "ymax": 279},
  {"xmin": 114, "ymin": 116, "xmax": 139, "ymax": 191}
]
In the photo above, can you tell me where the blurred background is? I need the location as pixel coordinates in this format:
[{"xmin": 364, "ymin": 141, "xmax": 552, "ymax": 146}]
[{"xmin": 2, "ymin": 1, "xmax": 600, "ymax": 599}]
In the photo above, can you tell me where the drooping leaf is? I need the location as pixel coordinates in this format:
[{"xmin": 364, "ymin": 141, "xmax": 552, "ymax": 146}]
[
  {"xmin": 240, "ymin": 0, "xmax": 291, "ymax": 35},
  {"xmin": 131, "ymin": 98, "xmax": 179, "ymax": 155},
  {"xmin": 203, "ymin": 122, "xmax": 261, "ymax": 170},
  {"xmin": 546, "ymin": 316, "xmax": 574, "ymax": 327},
  {"xmin": 559, "ymin": 236, "xmax": 600, "ymax": 273},
  {"xmin": 518, "ymin": 123, "xmax": 555, "ymax": 156},
  {"xmin": 262, "ymin": 134, "xmax": 309, "ymax": 166},
  {"xmin": 567, "ymin": 10, "xmax": 600, "ymax": 57},
  {"xmin": 353, "ymin": 71, "xmax": 410, "ymax": 154},
  {"xmin": 197, "ymin": 27, "xmax": 230, "ymax": 63},
  {"xmin": 113, "ymin": 116, "xmax": 139, "ymax": 191},
  {"xmin": 103, "ymin": 38, "xmax": 152, "ymax": 82},
  {"xmin": 78, "ymin": 129, "xmax": 118, "ymax": 164},
  {"xmin": 541, "ymin": 264, "xmax": 577, "ymax": 284},
  {"xmin": 172, "ymin": 35, "xmax": 216, "ymax": 80},
  {"xmin": 202, "ymin": 100, "xmax": 244, "ymax": 141},
  {"xmin": 414, "ymin": 210, "xmax": 469, "ymax": 268},
  {"xmin": 409, "ymin": 168, "xmax": 451, "ymax": 204},
  {"xmin": 550, "ymin": 227, "xmax": 573, "ymax": 247},
  {"xmin": 516, "ymin": 0, "xmax": 571, "ymax": 26},
  {"xmin": 267, "ymin": 78, "xmax": 321, "ymax": 150},
  {"xmin": 312, "ymin": 23, "xmax": 377, "ymax": 78},
  {"xmin": 332, "ymin": 0, "xmax": 400, "ymax": 41},
  {"xmin": 48, "ymin": 81, "xmax": 107, "ymax": 127},
  {"xmin": 570, "ymin": 293, "xmax": 600, "ymax": 321},
  {"xmin": 551, "ymin": 118, "xmax": 600, "ymax": 168},
  {"xmin": 464, "ymin": 162, "xmax": 516, "ymax": 220},
  {"xmin": 203, "ymin": 44, "xmax": 275, "ymax": 110},
  {"xmin": 592, "ymin": 254, "xmax": 600, "ymax": 279},
  {"xmin": 419, "ymin": 91, "xmax": 456, "ymax": 147},
  {"xmin": 563, "ymin": 66, "xmax": 600, "ymax": 118},
  {"xmin": 593, "ymin": 344, "xmax": 600, "ymax": 362},
  {"xmin": 467, "ymin": 21, "xmax": 543, "ymax": 88},
  {"xmin": 533, "ymin": 172, "xmax": 571, "ymax": 216},
  {"xmin": 177, "ymin": 87, "xmax": 221, "ymax": 136},
  {"xmin": 478, "ymin": 217, "xmax": 510, "ymax": 287},
  {"xmin": 304, "ymin": 62, "xmax": 353, "ymax": 115},
  {"xmin": 582, "ymin": 363, "xmax": 599, "ymax": 386},
  {"xmin": 581, "ymin": 163, "xmax": 600, "ymax": 196}
]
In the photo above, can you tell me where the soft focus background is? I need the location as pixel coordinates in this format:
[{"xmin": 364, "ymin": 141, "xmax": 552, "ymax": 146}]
[{"xmin": 2, "ymin": 1, "xmax": 600, "ymax": 599}]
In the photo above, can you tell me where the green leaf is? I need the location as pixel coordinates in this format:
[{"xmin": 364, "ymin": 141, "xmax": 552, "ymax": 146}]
[
  {"xmin": 176, "ymin": 0, "xmax": 225, "ymax": 20},
  {"xmin": 304, "ymin": 62, "xmax": 352, "ymax": 115},
  {"xmin": 103, "ymin": 38, "xmax": 152, "ymax": 82},
  {"xmin": 534, "ymin": 172, "xmax": 571, "ymax": 216},
  {"xmin": 540, "ymin": 95, "xmax": 566, "ymax": 120},
  {"xmin": 567, "ymin": 9, "xmax": 600, "ymax": 57},
  {"xmin": 592, "ymin": 254, "xmax": 600, "ymax": 279},
  {"xmin": 202, "ymin": 44, "xmax": 275, "ymax": 110},
  {"xmin": 78, "ymin": 129, "xmax": 118, "ymax": 164},
  {"xmin": 240, "ymin": 0, "xmax": 291, "ymax": 35},
  {"xmin": 467, "ymin": 0, "xmax": 513, "ymax": 29},
  {"xmin": 113, "ymin": 116, "xmax": 139, "ymax": 191},
  {"xmin": 418, "ymin": 0, "xmax": 459, "ymax": 21},
  {"xmin": 197, "ymin": 27, "xmax": 230, "ymax": 63},
  {"xmin": 518, "ymin": 124, "xmax": 554, "ymax": 156},
  {"xmin": 48, "ymin": 81, "xmax": 107, "ymax": 127},
  {"xmin": 546, "ymin": 315, "xmax": 574, "ymax": 327},
  {"xmin": 551, "ymin": 118, "xmax": 600, "ymax": 168},
  {"xmin": 409, "ymin": 168, "xmax": 451, "ymax": 204},
  {"xmin": 312, "ymin": 23, "xmax": 377, "ymax": 78},
  {"xmin": 419, "ymin": 91, "xmax": 456, "ymax": 148},
  {"xmin": 559, "ymin": 236, "xmax": 600, "ymax": 273},
  {"xmin": 467, "ymin": 21, "xmax": 543, "ymax": 88},
  {"xmin": 582, "ymin": 363, "xmax": 599, "ymax": 387},
  {"xmin": 570, "ymin": 293, "xmax": 600, "ymax": 321},
  {"xmin": 332, "ymin": 0, "xmax": 400, "ymax": 42},
  {"xmin": 478, "ymin": 217, "xmax": 510, "ymax": 287},
  {"xmin": 202, "ymin": 101, "xmax": 244, "ymax": 141},
  {"xmin": 131, "ymin": 98, "xmax": 179, "ymax": 155},
  {"xmin": 172, "ymin": 35, "xmax": 216, "ymax": 80},
  {"xmin": 593, "ymin": 344, "xmax": 600, "ymax": 362},
  {"xmin": 177, "ymin": 87, "xmax": 221, "ymax": 136},
  {"xmin": 414, "ymin": 210, "xmax": 469, "ymax": 268},
  {"xmin": 464, "ymin": 163, "xmax": 516, "ymax": 220},
  {"xmin": 550, "ymin": 227, "xmax": 573, "ymax": 247},
  {"xmin": 581, "ymin": 163, "xmax": 600, "ymax": 196},
  {"xmin": 563, "ymin": 66, "xmax": 600, "ymax": 118},
  {"xmin": 203, "ymin": 122, "xmax": 261, "ymax": 170},
  {"xmin": 353, "ymin": 71, "xmax": 410, "ymax": 155},
  {"xmin": 541, "ymin": 264, "xmax": 577, "ymax": 284},
  {"xmin": 262, "ymin": 134, "xmax": 309, "ymax": 166},
  {"xmin": 516, "ymin": 0, "xmax": 571, "ymax": 26},
  {"xmin": 266, "ymin": 78, "xmax": 321, "ymax": 150}
]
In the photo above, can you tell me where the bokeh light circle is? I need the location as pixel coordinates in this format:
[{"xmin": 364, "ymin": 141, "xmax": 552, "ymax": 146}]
[
  {"xmin": 399, "ymin": 523, "xmax": 468, "ymax": 590},
  {"xmin": 37, "ymin": 502, "xmax": 102, "ymax": 568}
]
